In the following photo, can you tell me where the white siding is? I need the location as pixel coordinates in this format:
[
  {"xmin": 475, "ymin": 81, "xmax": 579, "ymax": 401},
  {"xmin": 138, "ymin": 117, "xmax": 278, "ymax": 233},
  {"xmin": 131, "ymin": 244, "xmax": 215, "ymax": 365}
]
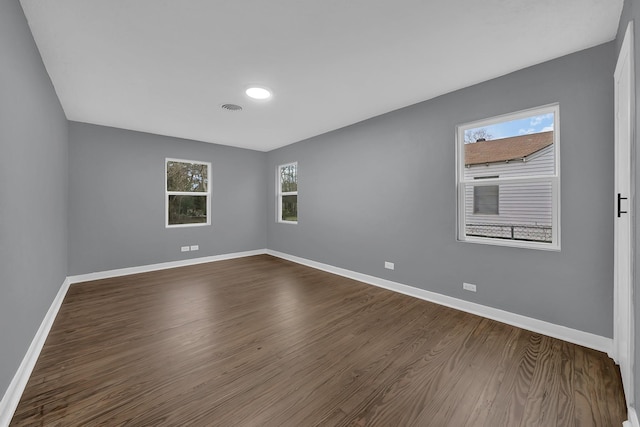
[
  {"xmin": 463, "ymin": 145, "xmax": 554, "ymax": 228},
  {"xmin": 463, "ymin": 144, "xmax": 554, "ymax": 179}
]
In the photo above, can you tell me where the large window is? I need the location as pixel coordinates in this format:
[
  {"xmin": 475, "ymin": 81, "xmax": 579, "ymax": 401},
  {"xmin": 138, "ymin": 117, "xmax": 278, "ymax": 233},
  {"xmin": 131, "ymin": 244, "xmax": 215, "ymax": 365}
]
[
  {"xmin": 165, "ymin": 158, "xmax": 211, "ymax": 227},
  {"xmin": 456, "ymin": 104, "xmax": 560, "ymax": 250},
  {"xmin": 277, "ymin": 162, "xmax": 298, "ymax": 223}
]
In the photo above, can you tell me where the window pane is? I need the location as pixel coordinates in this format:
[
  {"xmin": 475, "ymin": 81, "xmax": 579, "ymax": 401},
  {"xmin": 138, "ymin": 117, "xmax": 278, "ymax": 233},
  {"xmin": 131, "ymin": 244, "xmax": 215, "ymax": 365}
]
[
  {"xmin": 463, "ymin": 115, "xmax": 555, "ymax": 179},
  {"xmin": 464, "ymin": 181, "xmax": 553, "ymax": 243},
  {"xmin": 167, "ymin": 161, "xmax": 208, "ymax": 192},
  {"xmin": 280, "ymin": 164, "xmax": 297, "ymax": 192},
  {"xmin": 458, "ymin": 106, "xmax": 558, "ymax": 249},
  {"xmin": 281, "ymin": 195, "xmax": 297, "ymax": 222},
  {"xmin": 168, "ymin": 195, "xmax": 208, "ymax": 225},
  {"xmin": 463, "ymin": 112, "xmax": 554, "ymax": 143}
]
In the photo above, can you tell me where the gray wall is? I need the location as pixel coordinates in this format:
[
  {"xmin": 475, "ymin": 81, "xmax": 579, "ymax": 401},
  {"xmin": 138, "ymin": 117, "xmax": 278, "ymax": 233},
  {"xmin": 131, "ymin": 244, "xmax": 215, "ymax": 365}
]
[
  {"xmin": 0, "ymin": 0, "xmax": 69, "ymax": 401},
  {"xmin": 616, "ymin": 0, "xmax": 640, "ymax": 411},
  {"xmin": 68, "ymin": 122, "xmax": 267, "ymax": 275},
  {"xmin": 267, "ymin": 42, "xmax": 615, "ymax": 338}
]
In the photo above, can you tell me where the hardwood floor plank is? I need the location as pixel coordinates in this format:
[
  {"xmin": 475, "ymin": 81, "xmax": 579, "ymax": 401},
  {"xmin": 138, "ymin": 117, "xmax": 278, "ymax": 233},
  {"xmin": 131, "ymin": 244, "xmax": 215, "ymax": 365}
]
[
  {"xmin": 453, "ymin": 324, "xmax": 523, "ymax": 426},
  {"xmin": 519, "ymin": 336, "xmax": 563, "ymax": 426},
  {"xmin": 307, "ymin": 307, "xmax": 466, "ymax": 426},
  {"xmin": 426, "ymin": 321, "xmax": 521, "ymax": 427},
  {"xmin": 575, "ymin": 345, "xmax": 627, "ymax": 426},
  {"xmin": 9, "ymin": 255, "xmax": 627, "ymax": 426},
  {"xmin": 479, "ymin": 332, "xmax": 541, "ymax": 426},
  {"xmin": 554, "ymin": 340, "xmax": 576, "ymax": 427},
  {"xmin": 335, "ymin": 309, "xmax": 479, "ymax": 426}
]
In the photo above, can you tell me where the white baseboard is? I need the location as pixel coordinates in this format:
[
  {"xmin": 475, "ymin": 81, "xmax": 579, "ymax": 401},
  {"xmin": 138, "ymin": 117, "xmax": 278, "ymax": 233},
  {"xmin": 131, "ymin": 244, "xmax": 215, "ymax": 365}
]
[
  {"xmin": 266, "ymin": 249, "xmax": 613, "ymax": 355},
  {"xmin": 625, "ymin": 407, "xmax": 640, "ymax": 427},
  {"xmin": 0, "ymin": 278, "xmax": 71, "ymax": 427},
  {"xmin": 67, "ymin": 249, "xmax": 267, "ymax": 284}
]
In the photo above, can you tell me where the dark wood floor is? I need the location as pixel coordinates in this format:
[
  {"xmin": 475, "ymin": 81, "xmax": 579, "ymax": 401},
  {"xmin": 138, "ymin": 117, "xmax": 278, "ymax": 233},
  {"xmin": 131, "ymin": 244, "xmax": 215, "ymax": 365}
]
[{"xmin": 11, "ymin": 255, "xmax": 626, "ymax": 426}]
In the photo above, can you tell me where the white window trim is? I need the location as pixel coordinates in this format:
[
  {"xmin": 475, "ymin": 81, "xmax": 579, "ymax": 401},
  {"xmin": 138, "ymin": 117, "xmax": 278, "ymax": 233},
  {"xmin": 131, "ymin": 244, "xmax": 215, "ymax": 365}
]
[
  {"xmin": 165, "ymin": 157, "xmax": 212, "ymax": 228},
  {"xmin": 277, "ymin": 162, "xmax": 298, "ymax": 224},
  {"xmin": 455, "ymin": 103, "xmax": 561, "ymax": 251}
]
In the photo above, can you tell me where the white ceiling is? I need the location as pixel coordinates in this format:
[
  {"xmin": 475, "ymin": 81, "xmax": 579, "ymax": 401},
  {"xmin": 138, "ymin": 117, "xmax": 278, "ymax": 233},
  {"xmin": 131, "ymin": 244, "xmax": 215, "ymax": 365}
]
[{"xmin": 20, "ymin": 0, "xmax": 623, "ymax": 152}]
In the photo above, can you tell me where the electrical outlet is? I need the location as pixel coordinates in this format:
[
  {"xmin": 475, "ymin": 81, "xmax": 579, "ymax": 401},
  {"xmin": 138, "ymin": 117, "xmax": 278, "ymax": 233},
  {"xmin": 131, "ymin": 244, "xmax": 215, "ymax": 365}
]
[
  {"xmin": 463, "ymin": 282, "xmax": 477, "ymax": 292},
  {"xmin": 181, "ymin": 246, "xmax": 190, "ymax": 252},
  {"xmin": 384, "ymin": 261, "xmax": 395, "ymax": 270},
  {"xmin": 190, "ymin": 245, "xmax": 199, "ymax": 251}
]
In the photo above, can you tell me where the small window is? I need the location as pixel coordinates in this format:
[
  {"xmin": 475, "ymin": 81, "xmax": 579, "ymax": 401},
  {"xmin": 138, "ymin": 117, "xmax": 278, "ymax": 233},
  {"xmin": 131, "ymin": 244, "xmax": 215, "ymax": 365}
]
[
  {"xmin": 456, "ymin": 104, "xmax": 560, "ymax": 250},
  {"xmin": 473, "ymin": 176, "xmax": 499, "ymax": 215},
  {"xmin": 165, "ymin": 158, "xmax": 211, "ymax": 227},
  {"xmin": 277, "ymin": 162, "xmax": 297, "ymax": 223}
]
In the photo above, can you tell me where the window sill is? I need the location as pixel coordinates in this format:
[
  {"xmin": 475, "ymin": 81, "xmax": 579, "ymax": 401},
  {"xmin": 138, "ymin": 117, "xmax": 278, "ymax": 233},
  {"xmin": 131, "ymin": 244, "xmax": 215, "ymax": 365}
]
[
  {"xmin": 458, "ymin": 235, "xmax": 560, "ymax": 251},
  {"xmin": 166, "ymin": 222, "xmax": 211, "ymax": 229}
]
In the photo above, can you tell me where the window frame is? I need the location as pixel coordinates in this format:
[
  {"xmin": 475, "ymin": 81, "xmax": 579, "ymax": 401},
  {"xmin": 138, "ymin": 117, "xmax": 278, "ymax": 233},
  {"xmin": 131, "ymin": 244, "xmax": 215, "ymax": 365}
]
[
  {"xmin": 277, "ymin": 162, "xmax": 298, "ymax": 224},
  {"xmin": 165, "ymin": 157, "xmax": 212, "ymax": 228},
  {"xmin": 455, "ymin": 104, "xmax": 560, "ymax": 250}
]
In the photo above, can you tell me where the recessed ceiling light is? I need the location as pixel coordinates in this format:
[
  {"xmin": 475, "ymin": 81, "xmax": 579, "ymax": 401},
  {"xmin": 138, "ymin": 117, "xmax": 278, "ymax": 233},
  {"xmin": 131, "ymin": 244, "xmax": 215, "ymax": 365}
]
[{"xmin": 245, "ymin": 87, "xmax": 272, "ymax": 100}]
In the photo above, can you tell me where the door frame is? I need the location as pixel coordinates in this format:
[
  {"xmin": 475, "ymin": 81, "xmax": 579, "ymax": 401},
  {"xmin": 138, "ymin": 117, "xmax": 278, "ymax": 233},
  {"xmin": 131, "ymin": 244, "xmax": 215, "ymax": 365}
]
[{"xmin": 614, "ymin": 19, "xmax": 635, "ymax": 413}]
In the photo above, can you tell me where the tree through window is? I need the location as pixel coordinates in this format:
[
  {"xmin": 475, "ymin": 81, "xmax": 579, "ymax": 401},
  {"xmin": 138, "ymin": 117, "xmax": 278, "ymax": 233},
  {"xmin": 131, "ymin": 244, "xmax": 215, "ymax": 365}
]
[
  {"xmin": 277, "ymin": 163, "xmax": 298, "ymax": 223},
  {"xmin": 166, "ymin": 158, "xmax": 211, "ymax": 227}
]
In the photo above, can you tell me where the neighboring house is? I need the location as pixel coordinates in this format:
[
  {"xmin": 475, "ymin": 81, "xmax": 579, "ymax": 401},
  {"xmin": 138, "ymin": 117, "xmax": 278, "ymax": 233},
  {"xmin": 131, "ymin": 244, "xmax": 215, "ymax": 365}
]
[{"xmin": 463, "ymin": 131, "xmax": 554, "ymax": 242}]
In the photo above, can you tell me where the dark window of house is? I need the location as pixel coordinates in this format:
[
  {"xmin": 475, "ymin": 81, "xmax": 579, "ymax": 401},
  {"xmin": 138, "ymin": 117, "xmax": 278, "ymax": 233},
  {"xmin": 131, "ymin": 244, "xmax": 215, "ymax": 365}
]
[{"xmin": 473, "ymin": 176, "xmax": 499, "ymax": 214}]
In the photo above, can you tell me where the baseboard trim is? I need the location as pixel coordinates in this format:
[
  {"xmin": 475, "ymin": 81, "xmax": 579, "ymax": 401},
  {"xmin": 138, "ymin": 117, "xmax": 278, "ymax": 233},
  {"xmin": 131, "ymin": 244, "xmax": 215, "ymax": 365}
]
[
  {"xmin": 625, "ymin": 407, "xmax": 640, "ymax": 427},
  {"xmin": 266, "ymin": 249, "xmax": 613, "ymax": 355},
  {"xmin": 68, "ymin": 249, "xmax": 267, "ymax": 284},
  {"xmin": 0, "ymin": 278, "xmax": 71, "ymax": 427}
]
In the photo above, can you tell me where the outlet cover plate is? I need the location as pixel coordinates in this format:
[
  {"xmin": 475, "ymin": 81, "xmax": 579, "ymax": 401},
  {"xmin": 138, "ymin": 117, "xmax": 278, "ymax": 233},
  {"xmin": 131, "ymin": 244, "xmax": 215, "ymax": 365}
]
[{"xmin": 463, "ymin": 282, "xmax": 477, "ymax": 292}]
